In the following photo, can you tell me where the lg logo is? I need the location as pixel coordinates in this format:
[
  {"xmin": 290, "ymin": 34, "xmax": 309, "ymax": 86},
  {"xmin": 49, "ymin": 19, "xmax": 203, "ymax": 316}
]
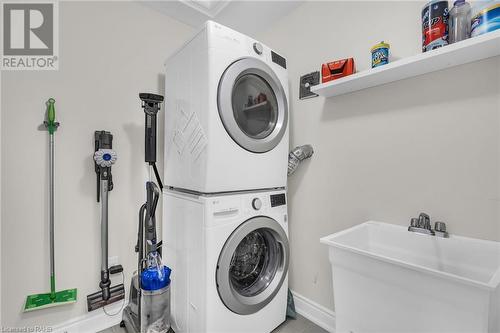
[{"xmin": 3, "ymin": 3, "xmax": 54, "ymax": 55}]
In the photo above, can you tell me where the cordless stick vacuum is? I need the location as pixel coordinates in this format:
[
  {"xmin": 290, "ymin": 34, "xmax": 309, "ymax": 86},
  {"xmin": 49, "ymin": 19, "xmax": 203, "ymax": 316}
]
[
  {"xmin": 87, "ymin": 131, "xmax": 125, "ymax": 311},
  {"xmin": 24, "ymin": 98, "xmax": 77, "ymax": 312},
  {"xmin": 122, "ymin": 94, "xmax": 171, "ymax": 333}
]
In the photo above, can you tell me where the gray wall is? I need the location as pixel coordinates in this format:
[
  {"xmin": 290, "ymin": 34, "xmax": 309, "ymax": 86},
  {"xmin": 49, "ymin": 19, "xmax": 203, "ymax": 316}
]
[
  {"xmin": 258, "ymin": 1, "xmax": 500, "ymax": 311},
  {"xmin": 1, "ymin": 2, "xmax": 194, "ymax": 327}
]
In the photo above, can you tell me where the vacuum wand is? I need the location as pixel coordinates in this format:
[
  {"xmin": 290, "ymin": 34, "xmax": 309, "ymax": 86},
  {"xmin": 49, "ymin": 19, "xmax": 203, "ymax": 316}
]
[
  {"xmin": 100, "ymin": 177, "xmax": 110, "ymax": 300},
  {"xmin": 140, "ymin": 93, "xmax": 164, "ymax": 189}
]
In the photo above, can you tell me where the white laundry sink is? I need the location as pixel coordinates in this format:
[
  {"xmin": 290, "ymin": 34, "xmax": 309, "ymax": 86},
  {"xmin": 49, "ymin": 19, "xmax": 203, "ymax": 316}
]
[{"xmin": 321, "ymin": 221, "xmax": 500, "ymax": 333}]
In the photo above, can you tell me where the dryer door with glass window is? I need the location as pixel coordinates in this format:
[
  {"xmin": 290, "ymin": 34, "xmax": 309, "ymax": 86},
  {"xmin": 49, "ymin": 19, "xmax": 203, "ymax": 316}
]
[
  {"xmin": 216, "ymin": 216, "xmax": 289, "ymax": 315},
  {"xmin": 218, "ymin": 58, "xmax": 288, "ymax": 153}
]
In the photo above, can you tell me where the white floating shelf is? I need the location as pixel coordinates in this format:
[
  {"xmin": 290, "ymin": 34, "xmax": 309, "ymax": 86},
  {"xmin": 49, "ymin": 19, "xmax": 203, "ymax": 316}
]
[{"xmin": 312, "ymin": 30, "xmax": 500, "ymax": 98}]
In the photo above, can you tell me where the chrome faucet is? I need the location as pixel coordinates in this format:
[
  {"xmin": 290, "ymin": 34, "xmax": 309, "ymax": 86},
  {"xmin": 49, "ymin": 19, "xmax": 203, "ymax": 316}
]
[
  {"xmin": 409, "ymin": 213, "xmax": 434, "ymax": 235},
  {"xmin": 408, "ymin": 213, "xmax": 449, "ymax": 238}
]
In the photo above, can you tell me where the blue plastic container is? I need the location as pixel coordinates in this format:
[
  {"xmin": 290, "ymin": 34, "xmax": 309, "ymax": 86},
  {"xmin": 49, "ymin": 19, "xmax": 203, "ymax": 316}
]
[
  {"xmin": 141, "ymin": 265, "xmax": 171, "ymax": 291},
  {"xmin": 371, "ymin": 41, "xmax": 390, "ymax": 68},
  {"xmin": 471, "ymin": 1, "xmax": 500, "ymax": 37}
]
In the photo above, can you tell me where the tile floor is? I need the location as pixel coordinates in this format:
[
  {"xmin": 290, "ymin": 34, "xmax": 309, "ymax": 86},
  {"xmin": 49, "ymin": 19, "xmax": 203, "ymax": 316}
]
[{"xmin": 99, "ymin": 314, "xmax": 328, "ymax": 333}]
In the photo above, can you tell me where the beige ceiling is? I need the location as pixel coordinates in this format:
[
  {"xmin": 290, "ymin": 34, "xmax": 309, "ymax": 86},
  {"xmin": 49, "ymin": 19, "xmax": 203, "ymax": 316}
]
[{"xmin": 142, "ymin": 0, "xmax": 304, "ymax": 36}]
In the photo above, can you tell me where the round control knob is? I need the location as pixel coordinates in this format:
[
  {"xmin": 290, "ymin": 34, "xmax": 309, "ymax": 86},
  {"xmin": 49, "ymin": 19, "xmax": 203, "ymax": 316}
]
[
  {"xmin": 253, "ymin": 42, "xmax": 263, "ymax": 55},
  {"xmin": 252, "ymin": 198, "xmax": 262, "ymax": 210}
]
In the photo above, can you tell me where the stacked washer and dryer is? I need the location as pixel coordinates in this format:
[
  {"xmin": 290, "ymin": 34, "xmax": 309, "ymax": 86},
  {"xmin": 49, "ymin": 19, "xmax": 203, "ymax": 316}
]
[{"xmin": 163, "ymin": 21, "xmax": 290, "ymax": 333}]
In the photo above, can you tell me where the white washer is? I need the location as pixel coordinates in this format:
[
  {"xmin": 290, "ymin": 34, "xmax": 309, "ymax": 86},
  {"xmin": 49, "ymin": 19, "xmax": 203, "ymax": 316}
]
[
  {"xmin": 163, "ymin": 188, "xmax": 289, "ymax": 333},
  {"xmin": 164, "ymin": 21, "xmax": 289, "ymax": 193}
]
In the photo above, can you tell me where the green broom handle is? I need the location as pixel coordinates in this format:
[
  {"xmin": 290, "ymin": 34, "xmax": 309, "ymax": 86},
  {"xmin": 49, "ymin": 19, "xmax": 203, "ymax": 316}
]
[{"xmin": 46, "ymin": 98, "xmax": 56, "ymax": 299}]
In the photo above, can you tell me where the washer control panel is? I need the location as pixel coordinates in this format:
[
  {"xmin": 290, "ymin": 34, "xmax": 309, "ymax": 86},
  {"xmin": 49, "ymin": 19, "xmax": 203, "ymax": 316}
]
[
  {"xmin": 270, "ymin": 193, "xmax": 286, "ymax": 207},
  {"xmin": 244, "ymin": 192, "xmax": 287, "ymax": 213}
]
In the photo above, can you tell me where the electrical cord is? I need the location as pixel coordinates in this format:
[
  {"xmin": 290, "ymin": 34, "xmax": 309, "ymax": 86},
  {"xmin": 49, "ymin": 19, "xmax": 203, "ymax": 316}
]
[
  {"xmin": 151, "ymin": 163, "xmax": 164, "ymax": 190},
  {"xmin": 102, "ymin": 271, "xmax": 126, "ymax": 317}
]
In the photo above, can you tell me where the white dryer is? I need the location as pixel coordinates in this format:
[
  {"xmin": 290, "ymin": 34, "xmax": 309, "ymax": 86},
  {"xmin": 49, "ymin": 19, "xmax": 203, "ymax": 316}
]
[
  {"xmin": 164, "ymin": 21, "xmax": 289, "ymax": 193},
  {"xmin": 163, "ymin": 189, "xmax": 289, "ymax": 333}
]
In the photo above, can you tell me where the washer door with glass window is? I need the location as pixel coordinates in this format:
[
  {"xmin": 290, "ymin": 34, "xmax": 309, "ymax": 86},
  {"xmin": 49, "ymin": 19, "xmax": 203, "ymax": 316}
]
[
  {"xmin": 216, "ymin": 216, "xmax": 289, "ymax": 315},
  {"xmin": 218, "ymin": 58, "xmax": 288, "ymax": 153}
]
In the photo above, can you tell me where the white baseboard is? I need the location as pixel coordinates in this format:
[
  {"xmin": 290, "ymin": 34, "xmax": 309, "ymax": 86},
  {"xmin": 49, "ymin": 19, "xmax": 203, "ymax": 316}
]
[
  {"xmin": 51, "ymin": 292, "xmax": 332, "ymax": 333},
  {"xmin": 291, "ymin": 291, "xmax": 336, "ymax": 333},
  {"xmin": 51, "ymin": 300, "xmax": 126, "ymax": 333}
]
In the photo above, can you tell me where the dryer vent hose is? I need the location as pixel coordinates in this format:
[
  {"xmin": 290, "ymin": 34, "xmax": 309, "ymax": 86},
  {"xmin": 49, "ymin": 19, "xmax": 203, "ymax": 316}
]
[{"xmin": 287, "ymin": 144, "xmax": 314, "ymax": 176}]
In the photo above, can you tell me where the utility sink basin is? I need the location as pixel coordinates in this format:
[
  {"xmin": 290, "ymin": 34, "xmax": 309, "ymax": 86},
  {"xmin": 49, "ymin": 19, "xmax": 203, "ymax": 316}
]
[{"xmin": 321, "ymin": 221, "xmax": 500, "ymax": 333}]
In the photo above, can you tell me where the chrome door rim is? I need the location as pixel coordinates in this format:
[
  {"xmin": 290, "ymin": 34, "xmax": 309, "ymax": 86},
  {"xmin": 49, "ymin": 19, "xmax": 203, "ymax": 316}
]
[
  {"xmin": 218, "ymin": 58, "xmax": 288, "ymax": 153},
  {"xmin": 216, "ymin": 216, "xmax": 289, "ymax": 315}
]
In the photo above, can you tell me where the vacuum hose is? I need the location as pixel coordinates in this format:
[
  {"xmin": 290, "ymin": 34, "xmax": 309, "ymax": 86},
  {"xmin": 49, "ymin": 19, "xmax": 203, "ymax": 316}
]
[
  {"xmin": 134, "ymin": 181, "xmax": 160, "ymax": 329},
  {"xmin": 288, "ymin": 145, "xmax": 314, "ymax": 176}
]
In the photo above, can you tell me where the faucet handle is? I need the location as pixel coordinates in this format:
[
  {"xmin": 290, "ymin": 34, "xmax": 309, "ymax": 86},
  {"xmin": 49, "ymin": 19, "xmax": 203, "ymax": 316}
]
[
  {"xmin": 418, "ymin": 213, "xmax": 431, "ymax": 229},
  {"xmin": 410, "ymin": 218, "xmax": 419, "ymax": 227},
  {"xmin": 434, "ymin": 221, "xmax": 446, "ymax": 232},
  {"xmin": 434, "ymin": 221, "xmax": 449, "ymax": 238}
]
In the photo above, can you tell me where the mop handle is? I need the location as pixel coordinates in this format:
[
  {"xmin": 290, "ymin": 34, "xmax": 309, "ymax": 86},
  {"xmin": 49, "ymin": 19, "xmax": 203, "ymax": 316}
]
[
  {"xmin": 45, "ymin": 98, "xmax": 58, "ymax": 298},
  {"xmin": 49, "ymin": 133, "xmax": 55, "ymax": 298}
]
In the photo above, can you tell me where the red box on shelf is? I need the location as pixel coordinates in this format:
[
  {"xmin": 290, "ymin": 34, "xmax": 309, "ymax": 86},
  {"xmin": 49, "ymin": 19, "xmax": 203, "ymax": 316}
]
[{"xmin": 321, "ymin": 58, "xmax": 356, "ymax": 83}]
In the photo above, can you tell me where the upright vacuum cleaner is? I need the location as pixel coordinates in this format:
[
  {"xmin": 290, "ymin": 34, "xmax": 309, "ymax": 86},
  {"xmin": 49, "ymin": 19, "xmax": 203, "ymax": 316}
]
[
  {"xmin": 87, "ymin": 131, "xmax": 125, "ymax": 311},
  {"xmin": 122, "ymin": 93, "xmax": 171, "ymax": 333}
]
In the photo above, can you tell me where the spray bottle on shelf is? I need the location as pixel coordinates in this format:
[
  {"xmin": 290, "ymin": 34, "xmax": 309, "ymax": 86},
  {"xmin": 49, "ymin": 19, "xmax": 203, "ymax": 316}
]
[{"xmin": 449, "ymin": 0, "xmax": 471, "ymax": 43}]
